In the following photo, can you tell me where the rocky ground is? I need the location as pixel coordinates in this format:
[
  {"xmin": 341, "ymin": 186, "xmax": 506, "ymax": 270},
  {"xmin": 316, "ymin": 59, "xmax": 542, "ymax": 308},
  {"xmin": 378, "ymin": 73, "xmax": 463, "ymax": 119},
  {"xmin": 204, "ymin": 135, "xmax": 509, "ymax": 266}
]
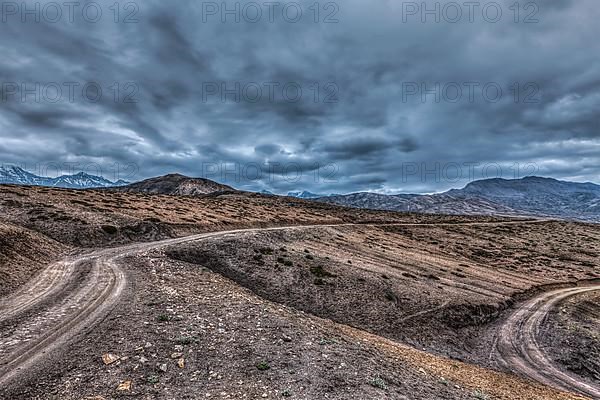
[
  {"xmin": 5, "ymin": 247, "xmax": 584, "ymax": 400},
  {"xmin": 166, "ymin": 222, "xmax": 600, "ymax": 363}
]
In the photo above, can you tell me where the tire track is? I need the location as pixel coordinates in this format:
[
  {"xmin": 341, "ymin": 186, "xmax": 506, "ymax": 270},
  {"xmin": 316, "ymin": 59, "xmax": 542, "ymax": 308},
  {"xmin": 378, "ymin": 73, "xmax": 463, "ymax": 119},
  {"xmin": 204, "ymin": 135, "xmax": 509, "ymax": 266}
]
[
  {"xmin": 0, "ymin": 258, "xmax": 125, "ymax": 386},
  {"xmin": 0, "ymin": 260, "xmax": 76, "ymax": 324},
  {"xmin": 0, "ymin": 224, "xmax": 351, "ymax": 387},
  {"xmin": 495, "ymin": 285, "xmax": 600, "ymax": 399}
]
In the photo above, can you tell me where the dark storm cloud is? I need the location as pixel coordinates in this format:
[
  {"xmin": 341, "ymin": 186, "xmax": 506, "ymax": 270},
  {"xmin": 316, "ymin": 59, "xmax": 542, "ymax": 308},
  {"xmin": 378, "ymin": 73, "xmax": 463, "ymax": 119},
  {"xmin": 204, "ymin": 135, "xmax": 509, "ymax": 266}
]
[
  {"xmin": 255, "ymin": 144, "xmax": 283, "ymax": 156},
  {"xmin": 1, "ymin": 0, "xmax": 600, "ymax": 193},
  {"xmin": 320, "ymin": 136, "xmax": 418, "ymax": 161}
]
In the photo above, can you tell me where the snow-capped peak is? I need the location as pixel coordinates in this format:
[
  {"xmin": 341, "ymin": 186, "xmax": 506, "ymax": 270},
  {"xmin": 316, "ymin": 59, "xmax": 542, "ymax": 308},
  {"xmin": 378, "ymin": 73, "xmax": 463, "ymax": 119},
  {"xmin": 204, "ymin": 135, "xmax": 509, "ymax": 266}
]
[{"xmin": 0, "ymin": 165, "xmax": 129, "ymax": 189}]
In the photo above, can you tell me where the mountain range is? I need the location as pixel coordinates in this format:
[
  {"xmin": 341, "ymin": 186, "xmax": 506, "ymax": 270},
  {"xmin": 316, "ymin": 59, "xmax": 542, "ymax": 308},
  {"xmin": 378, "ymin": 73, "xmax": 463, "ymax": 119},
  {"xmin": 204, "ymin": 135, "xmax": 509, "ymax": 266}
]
[
  {"xmin": 2, "ymin": 166, "xmax": 599, "ymax": 222},
  {"xmin": 0, "ymin": 165, "xmax": 128, "ymax": 189},
  {"xmin": 318, "ymin": 176, "xmax": 600, "ymax": 222}
]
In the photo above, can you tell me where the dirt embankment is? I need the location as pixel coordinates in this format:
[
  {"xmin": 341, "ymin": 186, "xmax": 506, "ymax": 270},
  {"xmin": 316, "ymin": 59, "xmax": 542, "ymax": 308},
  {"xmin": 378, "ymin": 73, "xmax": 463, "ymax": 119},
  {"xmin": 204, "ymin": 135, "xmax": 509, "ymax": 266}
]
[{"xmin": 0, "ymin": 221, "xmax": 67, "ymax": 297}]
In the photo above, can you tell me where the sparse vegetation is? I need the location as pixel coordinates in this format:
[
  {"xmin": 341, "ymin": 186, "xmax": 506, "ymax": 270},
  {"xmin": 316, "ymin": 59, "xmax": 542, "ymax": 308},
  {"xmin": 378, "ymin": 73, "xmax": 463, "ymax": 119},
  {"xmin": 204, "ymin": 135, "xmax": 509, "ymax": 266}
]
[
  {"xmin": 310, "ymin": 265, "xmax": 336, "ymax": 278},
  {"xmin": 369, "ymin": 376, "xmax": 387, "ymax": 390},
  {"xmin": 256, "ymin": 361, "xmax": 270, "ymax": 371},
  {"xmin": 384, "ymin": 290, "xmax": 397, "ymax": 302},
  {"xmin": 175, "ymin": 336, "xmax": 195, "ymax": 345},
  {"xmin": 313, "ymin": 278, "xmax": 326, "ymax": 286},
  {"xmin": 1, "ymin": 183, "xmax": 598, "ymax": 400},
  {"xmin": 319, "ymin": 338, "xmax": 336, "ymax": 345},
  {"xmin": 101, "ymin": 225, "xmax": 118, "ymax": 234},
  {"xmin": 259, "ymin": 247, "xmax": 274, "ymax": 255},
  {"xmin": 473, "ymin": 390, "xmax": 490, "ymax": 400}
]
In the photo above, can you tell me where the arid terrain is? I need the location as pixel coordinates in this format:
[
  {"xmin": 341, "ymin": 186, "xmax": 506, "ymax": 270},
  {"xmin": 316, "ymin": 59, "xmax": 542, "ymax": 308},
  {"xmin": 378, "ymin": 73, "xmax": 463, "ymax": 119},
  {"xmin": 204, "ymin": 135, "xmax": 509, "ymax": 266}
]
[{"xmin": 0, "ymin": 183, "xmax": 598, "ymax": 399}]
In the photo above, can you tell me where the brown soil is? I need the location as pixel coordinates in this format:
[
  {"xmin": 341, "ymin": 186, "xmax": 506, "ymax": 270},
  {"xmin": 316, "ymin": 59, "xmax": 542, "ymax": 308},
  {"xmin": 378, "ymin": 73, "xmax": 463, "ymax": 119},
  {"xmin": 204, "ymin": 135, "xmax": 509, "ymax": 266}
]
[{"xmin": 0, "ymin": 185, "xmax": 520, "ymax": 247}]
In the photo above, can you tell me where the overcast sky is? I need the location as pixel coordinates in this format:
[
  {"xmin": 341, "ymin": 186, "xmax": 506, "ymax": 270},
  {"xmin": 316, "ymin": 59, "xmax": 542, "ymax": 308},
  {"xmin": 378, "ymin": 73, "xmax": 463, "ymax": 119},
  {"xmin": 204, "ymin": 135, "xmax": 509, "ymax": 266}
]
[{"xmin": 1, "ymin": 0, "xmax": 599, "ymax": 194}]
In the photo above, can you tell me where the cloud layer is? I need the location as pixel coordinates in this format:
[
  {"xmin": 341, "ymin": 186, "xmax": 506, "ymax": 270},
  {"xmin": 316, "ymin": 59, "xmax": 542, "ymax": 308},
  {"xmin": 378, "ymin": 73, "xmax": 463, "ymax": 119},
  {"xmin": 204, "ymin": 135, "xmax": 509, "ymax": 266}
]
[{"xmin": 1, "ymin": 0, "xmax": 599, "ymax": 193}]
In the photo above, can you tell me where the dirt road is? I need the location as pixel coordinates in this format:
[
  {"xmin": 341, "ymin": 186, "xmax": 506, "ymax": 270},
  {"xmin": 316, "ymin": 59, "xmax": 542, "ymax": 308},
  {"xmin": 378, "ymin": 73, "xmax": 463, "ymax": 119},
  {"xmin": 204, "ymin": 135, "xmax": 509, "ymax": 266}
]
[
  {"xmin": 0, "ymin": 219, "xmax": 591, "ymax": 396},
  {"xmin": 0, "ymin": 224, "xmax": 355, "ymax": 387},
  {"xmin": 495, "ymin": 284, "xmax": 600, "ymax": 399}
]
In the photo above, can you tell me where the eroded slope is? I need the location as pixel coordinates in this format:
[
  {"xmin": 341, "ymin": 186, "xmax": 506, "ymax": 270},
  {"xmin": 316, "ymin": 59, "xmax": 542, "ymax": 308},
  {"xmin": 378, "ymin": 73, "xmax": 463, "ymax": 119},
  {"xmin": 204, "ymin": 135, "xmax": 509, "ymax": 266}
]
[{"xmin": 0, "ymin": 221, "xmax": 67, "ymax": 297}]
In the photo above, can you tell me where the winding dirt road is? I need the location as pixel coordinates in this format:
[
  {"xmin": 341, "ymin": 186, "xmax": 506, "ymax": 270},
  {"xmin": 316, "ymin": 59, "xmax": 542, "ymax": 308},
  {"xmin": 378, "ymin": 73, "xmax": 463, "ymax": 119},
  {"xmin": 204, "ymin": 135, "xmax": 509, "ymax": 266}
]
[
  {"xmin": 0, "ymin": 218, "xmax": 593, "ymax": 398},
  {"xmin": 0, "ymin": 224, "xmax": 355, "ymax": 388},
  {"xmin": 495, "ymin": 284, "xmax": 600, "ymax": 399}
]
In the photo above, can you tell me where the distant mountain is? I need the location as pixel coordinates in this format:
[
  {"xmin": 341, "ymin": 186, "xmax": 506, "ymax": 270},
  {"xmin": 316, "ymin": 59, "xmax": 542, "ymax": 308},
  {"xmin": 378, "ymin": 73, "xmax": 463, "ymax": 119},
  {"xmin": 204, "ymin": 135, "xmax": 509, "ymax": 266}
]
[
  {"xmin": 0, "ymin": 165, "xmax": 128, "ymax": 189},
  {"xmin": 50, "ymin": 172, "xmax": 126, "ymax": 189},
  {"xmin": 0, "ymin": 165, "xmax": 47, "ymax": 186},
  {"xmin": 318, "ymin": 177, "xmax": 600, "ymax": 222},
  {"xmin": 116, "ymin": 174, "xmax": 234, "ymax": 196},
  {"xmin": 449, "ymin": 176, "xmax": 600, "ymax": 213},
  {"xmin": 287, "ymin": 191, "xmax": 324, "ymax": 199},
  {"xmin": 321, "ymin": 192, "xmax": 517, "ymax": 216}
]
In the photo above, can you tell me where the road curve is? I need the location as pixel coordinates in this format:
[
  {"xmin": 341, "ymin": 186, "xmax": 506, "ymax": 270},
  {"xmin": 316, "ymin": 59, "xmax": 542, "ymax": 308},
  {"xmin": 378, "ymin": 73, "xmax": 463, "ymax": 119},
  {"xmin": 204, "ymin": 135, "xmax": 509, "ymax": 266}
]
[
  {"xmin": 495, "ymin": 284, "xmax": 600, "ymax": 399},
  {"xmin": 0, "ymin": 224, "xmax": 358, "ymax": 388}
]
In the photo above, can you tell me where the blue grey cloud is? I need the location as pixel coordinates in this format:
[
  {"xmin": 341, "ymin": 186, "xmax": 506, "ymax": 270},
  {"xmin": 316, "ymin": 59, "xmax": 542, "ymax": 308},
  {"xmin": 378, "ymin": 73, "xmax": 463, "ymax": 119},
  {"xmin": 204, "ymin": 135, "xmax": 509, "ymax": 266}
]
[{"xmin": 1, "ymin": 0, "xmax": 599, "ymax": 194}]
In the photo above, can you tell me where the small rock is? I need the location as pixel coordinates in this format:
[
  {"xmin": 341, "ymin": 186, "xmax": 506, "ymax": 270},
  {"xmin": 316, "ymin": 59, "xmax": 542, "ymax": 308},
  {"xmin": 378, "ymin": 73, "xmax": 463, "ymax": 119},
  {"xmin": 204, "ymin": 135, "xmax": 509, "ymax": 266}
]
[
  {"xmin": 139, "ymin": 356, "xmax": 149, "ymax": 364},
  {"xmin": 282, "ymin": 335, "xmax": 292, "ymax": 343},
  {"xmin": 158, "ymin": 363, "xmax": 168, "ymax": 372},
  {"xmin": 116, "ymin": 381, "xmax": 132, "ymax": 391},
  {"xmin": 178, "ymin": 358, "xmax": 185, "ymax": 369},
  {"xmin": 171, "ymin": 352, "xmax": 183, "ymax": 359},
  {"xmin": 102, "ymin": 354, "xmax": 119, "ymax": 365}
]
